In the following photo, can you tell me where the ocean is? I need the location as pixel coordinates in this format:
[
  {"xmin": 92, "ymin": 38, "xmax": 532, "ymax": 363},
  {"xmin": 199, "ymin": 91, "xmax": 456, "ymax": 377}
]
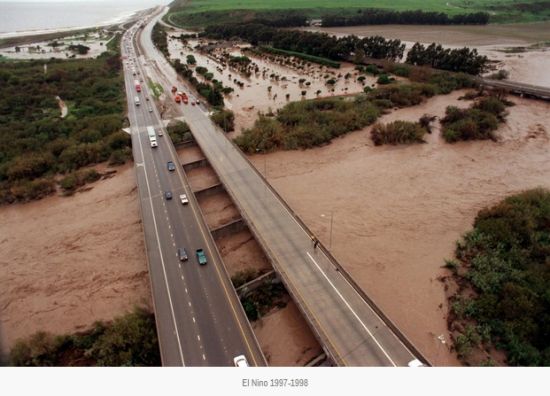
[{"xmin": 0, "ymin": 0, "xmax": 171, "ymax": 36}]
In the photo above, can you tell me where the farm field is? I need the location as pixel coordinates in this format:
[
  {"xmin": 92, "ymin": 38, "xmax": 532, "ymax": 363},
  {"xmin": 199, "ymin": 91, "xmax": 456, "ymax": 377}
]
[{"xmin": 168, "ymin": 0, "xmax": 550, "ymax": 25}]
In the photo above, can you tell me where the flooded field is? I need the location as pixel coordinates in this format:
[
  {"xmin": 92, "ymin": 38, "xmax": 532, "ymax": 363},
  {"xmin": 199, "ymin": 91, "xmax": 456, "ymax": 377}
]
[
  {"xmin": 305, "ymin": 23, "xmax": 550, "ymax": 88},
  {"xmin": 249, "ymin": 92, "xmax": 550, "ymax": 365},
  {"xmin": 0, "ymin": 31, "xmax": 117, "ymax": 60},
  {"xmin": 167, "ymin": 34, "xmax": 375, "ymax": 132}
]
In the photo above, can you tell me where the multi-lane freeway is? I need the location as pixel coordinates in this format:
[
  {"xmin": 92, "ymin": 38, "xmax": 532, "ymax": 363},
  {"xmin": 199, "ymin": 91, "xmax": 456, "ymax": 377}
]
[
  {"xmin": 136, "ymin": 8, "xmax": 427, "ymax": 366},
  {"xmin": 122, "ymin": 20, "xmax": 265, "ymax": 367}
]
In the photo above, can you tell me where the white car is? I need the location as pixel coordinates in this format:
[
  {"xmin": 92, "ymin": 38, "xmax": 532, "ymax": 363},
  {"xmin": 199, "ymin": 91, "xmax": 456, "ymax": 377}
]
[
  {"xmin": 233, "ymin": 355, "xmax": 249, "ymax": 367},
  {"xmin": 180, "ymin": 194, "xmax": 189, "ymax": 205},
  {"xmin": 407, "ymin": 359, "xmax": 425, "ymax": 367}
]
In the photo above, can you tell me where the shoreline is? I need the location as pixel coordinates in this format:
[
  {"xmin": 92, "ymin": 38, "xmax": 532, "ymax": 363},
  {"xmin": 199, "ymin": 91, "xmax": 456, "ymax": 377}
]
[{"xmin": 0, "ymin": 7, "xmax": 150, "ymax": 40}]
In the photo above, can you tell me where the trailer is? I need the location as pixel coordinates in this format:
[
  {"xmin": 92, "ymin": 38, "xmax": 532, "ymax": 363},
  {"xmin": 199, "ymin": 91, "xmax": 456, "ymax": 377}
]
[{"xmin": 146, "ymin": 126, "xmax": 157, "ymax": 148}]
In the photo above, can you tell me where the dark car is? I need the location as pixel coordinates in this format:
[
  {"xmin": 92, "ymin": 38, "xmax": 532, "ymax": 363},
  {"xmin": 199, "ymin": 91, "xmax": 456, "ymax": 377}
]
[
  {"xmin": 178, "ymin": 247, "xmax": 188, "ymax": 261},
  {"xmin": 167, "ymin": 161, "xmax": 176, "ymax": 171},
  {"xmin": 165, "ymin": 191, "xmax": 172, "ymax": 200}
]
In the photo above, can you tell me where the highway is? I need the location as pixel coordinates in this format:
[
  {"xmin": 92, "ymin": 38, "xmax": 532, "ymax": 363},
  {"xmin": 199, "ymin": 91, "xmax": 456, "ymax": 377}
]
[
  {"xmin": 478, "ymin": 78, "xmax": 550, "ymax": 101},
  {"xmin": 122, "ymin": 20, "xmax": 265, "ymax": 367},
  {"xmin": 138, "ymin": 8, "xmax": 426, "ymax": 366}
]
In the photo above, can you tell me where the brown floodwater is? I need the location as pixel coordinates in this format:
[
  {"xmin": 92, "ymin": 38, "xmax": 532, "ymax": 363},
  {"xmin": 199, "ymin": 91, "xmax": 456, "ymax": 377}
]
[
  {"xmin": 249, "ymin": 92, "xmax": 550, "ymax": 366},
  {"xmin": 167, "ymin": 35, "xmax": 374, "ymax": 132}
]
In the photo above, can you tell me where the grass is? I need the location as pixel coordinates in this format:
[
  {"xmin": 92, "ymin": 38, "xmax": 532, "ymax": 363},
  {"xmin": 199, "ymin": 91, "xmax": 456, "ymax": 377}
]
[
  {"xmin": 168, "ymin": 0, "xmax": 550, "ymax": 24},
  {"xmin": 147, "ymin": 78, "xmax": 164, "ymax": 99}
]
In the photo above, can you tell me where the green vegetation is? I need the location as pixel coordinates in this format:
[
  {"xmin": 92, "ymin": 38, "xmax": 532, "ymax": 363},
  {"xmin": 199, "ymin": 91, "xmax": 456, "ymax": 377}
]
[
  {"xmin": 210, "ymin": 109, "xmax": 235, "ymax": 132},
  {"xmin": 448, "ymin": 189, "xmax": 550, "ymax": 366},
  {"xmin": 67, "ymin": 44, "xmax": 90, "ymax": 55},
  {"xmin": 258, "ymin": 46, "xmax": 340, "ymax": 68},
  {"xmin": 10, "ymin": 307, "xmax": 160, "ymax": 366},
  {"xmin": 167, "ymin": 120, "xmax": 192, "ymax": 145},
  {"xmin": 441, "ymin": 96, "xmax": 508, "ymax": 143},
  {"xmin": 236, "ymin": 70, "xmax": 474, "ymax": 153},
  {"xmin": 240, "ymin": 282, "xmax": 287, "ymax": 321},
  {"xmin": 186, "ymin": 54, "xmax": 196, "ymax": 65},
  {"xmin": 236, "ymin": 95, "xmax": 379, "ymax": 152},
  {"xmin": 151, "ymin": 23, "xmax": 169, "ymax": 58},
  {"xmin": 147, "ymin": 78, "xmax": 164, "ymax": 98},
  {"xmin": 371, "ymin": 120, "xmax": 428, "ymax": 145},
  {"xmin": 205, "ymin": 24, "xmax": 406, "ymax": 62},
  {"xmin": 0, "ymin": 41, "xmax": 130, "ymax": 204},
  {"xmin": 406, "ymin": 43, "xmax": 488, "ymax": 75},
  {"xmin": 167, "ymin": 0, "xmax": 550, "ymax": 25},
  {"xmin": 59, "ymin": 168, "xmax": 101, "ymax": 194}
]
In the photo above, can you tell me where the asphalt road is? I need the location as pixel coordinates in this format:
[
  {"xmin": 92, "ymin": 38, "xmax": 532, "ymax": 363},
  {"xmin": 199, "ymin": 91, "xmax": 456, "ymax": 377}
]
[
  {"xmin": 122, "ymin": 20, "xmax": 265, "ymax": 367},
  {"xmin": 140, "ymin": 8, "xmax": 425, "ymax": 366}
]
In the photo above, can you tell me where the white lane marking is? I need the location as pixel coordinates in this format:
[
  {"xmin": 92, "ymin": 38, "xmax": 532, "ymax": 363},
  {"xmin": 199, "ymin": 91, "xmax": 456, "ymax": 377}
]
[
  {"xmin": 306, "ymin": 251, "xmax": 396, "ymax": 366},
  {"xmin": 181, "ymin": 275, "xmax": 184, "ymax": 280},
  {"xmin": 188, "ymin": 302, "xmax": 191, "ymax": 307},
  {"xmin": 192, "ymin": 317, "xmax": 196, "ymax": 323},
  {"xmin": 185, "ymin": 288, "xmax": 188, "ymax": 293},
  {"xmin": 202, "ymin": 354, "xmax": 206, "ymax": 360},
  {"xmin": 197, "ymin": 335, "xmax": 201, "ymax": 341}
]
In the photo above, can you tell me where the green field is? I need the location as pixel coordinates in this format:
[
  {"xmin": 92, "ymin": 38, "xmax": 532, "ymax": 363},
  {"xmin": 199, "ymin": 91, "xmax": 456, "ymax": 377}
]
[{"xmin": 168, "ymin": 0, "xmax": 550, "ymax": 25}]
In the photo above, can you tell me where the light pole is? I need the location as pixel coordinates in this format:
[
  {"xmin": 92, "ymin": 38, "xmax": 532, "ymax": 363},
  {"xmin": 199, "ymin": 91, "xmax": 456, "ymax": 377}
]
[{"xmin": 320, "ymin": 211, "xmax": 333, "ymax": 249}]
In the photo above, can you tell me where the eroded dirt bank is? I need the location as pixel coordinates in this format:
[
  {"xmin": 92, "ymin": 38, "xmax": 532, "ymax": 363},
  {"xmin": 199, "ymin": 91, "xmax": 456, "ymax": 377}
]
[
  {"xmin": 0, "ymin": 164, "xmax": 151, "ymax": 358},
  {"xmin": 250, "ymin": 92, "xmax": 550, "ymax": 366}
]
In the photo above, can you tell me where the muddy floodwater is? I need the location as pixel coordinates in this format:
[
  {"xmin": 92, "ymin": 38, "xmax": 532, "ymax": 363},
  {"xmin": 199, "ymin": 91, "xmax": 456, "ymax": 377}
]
[{"xmin": 250, "ymin": 92, "xmax": 550, "ymax": 365}]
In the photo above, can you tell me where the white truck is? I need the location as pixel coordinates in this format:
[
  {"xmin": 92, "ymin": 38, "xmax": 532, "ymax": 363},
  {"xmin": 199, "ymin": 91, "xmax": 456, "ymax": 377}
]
[
  {"xmin": 134, "ymin": 96, "xmax": 140, "ymax": 106},
  {"xmin": 147, "ymin": 126, "xmax": 157, "ymax": 148}
]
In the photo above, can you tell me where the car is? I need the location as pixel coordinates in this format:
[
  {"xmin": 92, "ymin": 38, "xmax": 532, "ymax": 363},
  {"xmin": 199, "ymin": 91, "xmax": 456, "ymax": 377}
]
[
  {"xmin": 407, "ymin": 359, "xmax": 425, "ymax": 367},
  {"xmin": 191, "ymin": 102, "xmax": 195, "ymax": 106},
  {"xmin": 146, "ymin": 97, "xmax": 150, "ymax": 101},
  {"xmin": 195, "ymin": 99, "xmax": 200, "ymax": 105},
  {"xmin": 157, "ymin": 129, "xmax": 163, "ymax": 136},
  {"xmin": 179, "ymin": 194, "xmax": 188, "ymax": 205},
  {"xmin": 233, "ymin": 355, "xmax": 249, "ymax": 367},
  {"xmin": 196, "ymin": 249, "xmax": 207, "ymax": 265},
  {"xmin": 167, "ymin": 161, "xmax": 176, "ymax": 171},
  {"xmin": 164, "ymin": 191, "xmax": 172, "ymax": 200},
  {"xmin": 148, "ymin": 106, "xmax": 153, "ymax": 113},
  {"xmin": 177, "ymin": 247, "xmax": 188, "ymax": 261}
]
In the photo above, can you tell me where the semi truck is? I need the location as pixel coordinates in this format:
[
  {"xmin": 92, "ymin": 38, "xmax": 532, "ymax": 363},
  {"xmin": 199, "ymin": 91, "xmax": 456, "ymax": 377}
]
[
  {"xmin": 146, "ymin": 126, "xmax": 157, "ymax": 148},
  {"xmin": 134, "ymin": 79, "xmax": 141, "ymax": 92}
]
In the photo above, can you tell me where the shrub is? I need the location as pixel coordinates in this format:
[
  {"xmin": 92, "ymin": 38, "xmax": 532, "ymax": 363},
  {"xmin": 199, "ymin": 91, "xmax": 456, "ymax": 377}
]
[
  {"xmin": 371, "ymin": 121, "xmax": 428, "ymax": 146},
  {"xmin": 447, "ymin": 188, "xmax": 550, "ymax": 366},
  {"xmin": 10, "ymin": 308, "xmax": 160, "ymax": 366},
  {"xmin": 441, "ymin": 96, "xmax": 508, "ymax": 143},
  {"xmin": 210, "ymin": 109, "xmax": 235, "ymax": 132},
  {"xmin": 167, "ymin": 120, "xmax": 192, "ymax": 144},
  {"xmin": 376, "ymin": 74, "xmax": 393, "ymax": 84}
]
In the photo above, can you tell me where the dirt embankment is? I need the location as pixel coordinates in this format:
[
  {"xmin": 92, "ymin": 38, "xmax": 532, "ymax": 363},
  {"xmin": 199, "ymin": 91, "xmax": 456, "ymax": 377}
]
[
  {"xmin": 250, "ymin": 92, "xmax": 550, "ymax": 366},
  {"xmin": 0, "ymin": 164, "xmax": 151, "ymax": 360}
]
